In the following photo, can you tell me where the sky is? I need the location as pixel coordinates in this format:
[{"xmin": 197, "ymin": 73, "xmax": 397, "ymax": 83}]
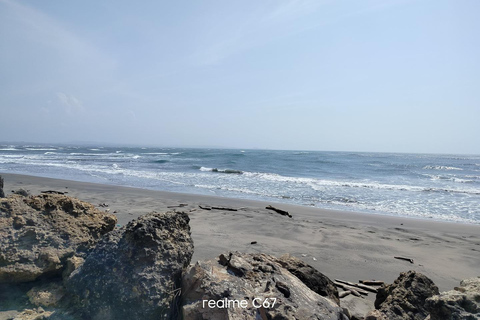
[{"xmin": 0, "ymin": 0, "xmax": 479, "ymax": 154}]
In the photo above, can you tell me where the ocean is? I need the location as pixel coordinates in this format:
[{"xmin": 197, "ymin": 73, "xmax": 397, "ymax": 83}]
[{"xmin": 1, "ymin": 144, "xmax": 479, "ymax": 224}]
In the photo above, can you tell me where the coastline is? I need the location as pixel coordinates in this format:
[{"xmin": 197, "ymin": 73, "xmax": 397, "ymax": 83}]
[{"xmin": 1, "ymin": 172, "xmax": 479, "ymax": 292}]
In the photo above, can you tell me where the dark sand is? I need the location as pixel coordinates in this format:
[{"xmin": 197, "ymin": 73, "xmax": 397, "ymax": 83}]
[{"xmin": 2, "ymin": 172, "xmax": 479, "ymax": 293}]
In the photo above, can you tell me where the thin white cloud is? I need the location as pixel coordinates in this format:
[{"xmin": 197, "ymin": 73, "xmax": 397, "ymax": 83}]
[{"xmin": 56, "ymin": 92, "xmax": 85, "ymax": 115}]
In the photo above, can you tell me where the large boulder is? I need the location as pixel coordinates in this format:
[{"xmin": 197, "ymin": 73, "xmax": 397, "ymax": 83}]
[
  {"xmin": 425, "ymin": 276, "xmax": 480, "ymax": 320},
  {"xmin": 66, "ymin": 211, "xmax": 194, "ymax": 320},
  {"xmin": 181, "ymin": 252, "xmax": 348, "ymax": 320},
  {"xmin": 365, "ymin": 270, "xmax": 439, "ymax": 320},
  {"xmin": 0, "ymin": 194, "xmax": 117, "ymax": 283}
]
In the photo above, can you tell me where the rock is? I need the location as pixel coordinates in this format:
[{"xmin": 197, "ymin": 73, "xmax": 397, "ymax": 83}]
[
  {"xmin": 341, "ymin": 294, "xmax": 375, "ymax": 320},
  {"xmin": 61, "ymin": 256, "xmax": 84, "ymax": 280},
  {"xmin": 365, "ymin": 270, "xmax": 439, "ymax": 320},
  {"xmin": 11, "ymin": 307, "xmax": 53, "ymax": 320},
  {"xmin": 275, "ymin": 254, "xmax": 340, "ymax": 305},
  {"xmin": 0, "ymin": 194, "xmax": 117, "ymax": 283},
  {"xmin": 66, "ymin": 211, "xmax": 194, "ymax": 320},
  {"xmin": 182, "ymin": 252, "xmax": 348, "ymax": 320},
  {"xmin": 12, "ymin": 188, "xmax": 30, "ymax": 197},
  {"xmin": 27, "ymin": 282, "xmax": 65, "ymax": 307},
  {"xmin": 0, "ymin": 175, "xmax": 4, "ymax": 198},
  {"xmin": 425, "ymin": 276, "xmax": 480, "ymax": 320}
]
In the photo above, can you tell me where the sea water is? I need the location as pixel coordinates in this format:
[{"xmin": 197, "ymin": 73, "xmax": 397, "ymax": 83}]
[{"xmin": 1, "ymin": 145, "xmax": 479, "ymax": 224}]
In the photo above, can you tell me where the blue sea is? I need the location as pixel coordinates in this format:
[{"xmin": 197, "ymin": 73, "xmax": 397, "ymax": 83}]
[{"xmin": 1, "ymin": 144, "xmax": 479, "ymax": 224}]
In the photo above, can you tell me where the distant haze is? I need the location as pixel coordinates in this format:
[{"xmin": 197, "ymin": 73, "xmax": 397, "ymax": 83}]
[{"xmin": 1, "ymin": 0, "xmax": 479, "ymax": 154}]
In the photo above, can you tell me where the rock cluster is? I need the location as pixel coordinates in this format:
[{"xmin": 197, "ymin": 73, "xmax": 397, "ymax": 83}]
[
  {"xmin": 1, "ymin": 183, "xmax": 479, "ymax": 320},
  {"xmin": 365, "ymin": 270, "xmax": 439, "ymax": 320},
  {"xmin": 0, "ymin": 194, "xmax": 117, "ymax": 283},
  {"xmin": 425, "ymin": 276, "xmax": 480, "ymax": 320},
  {"xmin": 66, "ymin": 211, "xmax": 194, "ymax": 320},
  {"xmin": 182, "ymin": 252, "xmax": 348, "ymax": 320}
]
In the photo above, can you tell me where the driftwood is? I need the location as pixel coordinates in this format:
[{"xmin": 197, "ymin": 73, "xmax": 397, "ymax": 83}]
[
  {"xmin": 41, "ymin": 190, "xmax": 67, "ymax": 195},
  {"xmin": 211, "ymin": 206, "xmax": 238, "ymax": 211},
  {"xmin": 356, "ymin": 283, "xmax": 378, "ymax": 293},
  {"xmin": 199, "ymin": 205, "xmax": 212, "ymax": 210},
  {"xmin": 334, "ymin": 282, "xmax": 366, "ymax": 296},
  {"xmin": 335, "ymin": 279, "xmax": 356, "ymax": 287},
  {"xmin": 335, "ymin": 278, "xmax": 378, "ymax": 293},
  {"xmin": 359, "ymin": 280, "xmax": 385, "ymax": 286},
  {"xmin": 339, "ymin": 290, "xmax": 351, "ymax": 298},
  {"xmin": 394, "ymin": 256, "xmax": 414, "ymax": 264},
  {"xmin": 167, "ymin": 204, "xmax": 188, "ymax": 208},
  {"xmin": 265, "ymin": 205, "xmax": 292, "ymax": 218}
]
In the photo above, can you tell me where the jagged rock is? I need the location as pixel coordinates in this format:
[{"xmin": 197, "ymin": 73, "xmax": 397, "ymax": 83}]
[
  {"xmin": 276, "ymin": 254, "xmax": 340, "ymax": 305},
  {"xmin": 61, "ymin": 256, "xmax": 84, "ymax": 280},
  {"xmin": 365, "ymin": 270, "xmax": 439, "ymax": 320},
  {"xmin": 66, "ymin": 211, "xmax": 194, "ymax": 320},
  {"xmin": 0, "ymin": 175, "xmax": 5, "ymax": 198},
  {"xmin": 0, "ymin": 194, "xmax": 117, "ymax": 283},
  {"xmin": 182, "ymin": 252, "xmax": 348, "ymax": 320},
  {"xmin": 11, "ymin": 307, "xmax": 53, "ymax": 320},
  {"xmin": 425, "ymin": 276, "xmax": 480, "ymax": 320},
  {"xmin": 27, "ymin": 282, "xmax": 65, "ymax": 308}
]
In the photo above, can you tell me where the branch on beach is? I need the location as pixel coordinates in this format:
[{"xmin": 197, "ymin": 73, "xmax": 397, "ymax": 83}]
[
  {"xmin": 167, "ymin": 204, "xmax": 188, "ymax": 208},
  {"xmin": 359, "ymin": 280, "xmax": 385, "ymax": 286},
  {"xmin": 339, "ymin": 290, "xmax": 352, "ymax": 298},
  {"xmin": 211, "ymin": 206, "xmax": 238, "ymax": 211},
  {"xmin": 198, "ymin": 205, "xmax": 238, "ymax": 211},
  {"xmin": 333, "ymin": 282, "xmax": 364, "ymax": 297},
  {"xmin": 335, "ymin": 279, "xmax": 377, "ymax": 293},
  {"xmin": 41, "ymin": 190, "xmax": 68, "ymax": 195},
  {"xmin": 266, "ymin": 205, "xmax": 292, "ymax": 218},
  {"xmin": 394, "ymin": 256, "xmax": 414, "ymax": 264}
]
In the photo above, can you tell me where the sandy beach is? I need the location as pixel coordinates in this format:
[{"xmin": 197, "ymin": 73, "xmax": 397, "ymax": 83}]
[{"xmin": 1, "ymin": 172, "xmax": 479, "ymax": 294}]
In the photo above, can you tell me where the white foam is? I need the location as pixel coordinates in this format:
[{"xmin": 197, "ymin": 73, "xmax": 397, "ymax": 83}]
[{"xmin": 423, "ymin": 165, "xmax": 463, "ymax": 171}]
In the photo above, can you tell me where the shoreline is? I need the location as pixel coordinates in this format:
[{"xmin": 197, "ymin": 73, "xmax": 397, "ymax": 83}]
[
  {"xmin": 2, "ymin": 171, "xmax": 478, "ymax": 226},
  {"xmin": 1, "ymin": 172, "xmax": 480, "ymax": 292}
]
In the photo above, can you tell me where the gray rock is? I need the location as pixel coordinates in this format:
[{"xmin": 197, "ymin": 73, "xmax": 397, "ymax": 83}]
[
  {"xmin": 0, "ymin": 175, "xmax": 4, "ymax": 198},
  {"xmin": 365, "ymin": 270, "xmax": 439, "ymax": 320},
  {"xmin": 276, "ymin": 254, "xmax": 340, "ymax": 305},
  {"xmin": 0, "ymin": 194, "xmax": 117, "ymax": 283},
  {"xmin": 66, "ymin": 211, "xmax": 194, "ymax": 320},
  {"xmin": 12, "ymin": 188, "xmax": 30, "ymax": 197},
  {"xmin": 182, "ymin": 252, "xmax": 348, "ymax": 320},
  {"xmin": 341, "ymin": 294, "xmax": 374, "ymax": 320},
  {"xmin": 425, "ymin": 276, "xmax": 480, "ymax": 320}
]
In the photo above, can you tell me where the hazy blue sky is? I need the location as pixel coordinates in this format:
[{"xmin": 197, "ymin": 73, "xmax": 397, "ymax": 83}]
[{"xmin": 1, "ymin": 0, "xmax": 479, "ymax": 153}]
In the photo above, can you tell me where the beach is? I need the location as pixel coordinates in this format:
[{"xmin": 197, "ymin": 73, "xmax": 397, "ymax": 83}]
[{"xmin": 2, "ymin": 172, "xmax": 479, "ymax": 294}]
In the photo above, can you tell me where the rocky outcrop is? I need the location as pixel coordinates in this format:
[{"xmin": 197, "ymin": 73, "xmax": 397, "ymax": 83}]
[
  {"xmin": 425, "ymin": 276, "xmax": 480, "ymax": 320},
  {"xmin": 26, "ymin": 281, "xmax": 65, "ymax": 308},
  {"xmin": 0, "ymin": 175, "xmax": 5, "ymax": 198},
  {"xmin": 66, "ymin": 211, "xmax": 194, "ymax": 320},
  {"xmin": 365, "ymin": 270, "xmax": 439, "ymax": 320},
  {"xmin": 0, "ymin": 194, "xmax": 117, "ymax": 283},
  {"xmin": 181, "ymin": 252, "xmax": 348, "ymax": 320},
  {"xmin": 275, "ymin": 254, "xmax": 340, "ymax": 305}
]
